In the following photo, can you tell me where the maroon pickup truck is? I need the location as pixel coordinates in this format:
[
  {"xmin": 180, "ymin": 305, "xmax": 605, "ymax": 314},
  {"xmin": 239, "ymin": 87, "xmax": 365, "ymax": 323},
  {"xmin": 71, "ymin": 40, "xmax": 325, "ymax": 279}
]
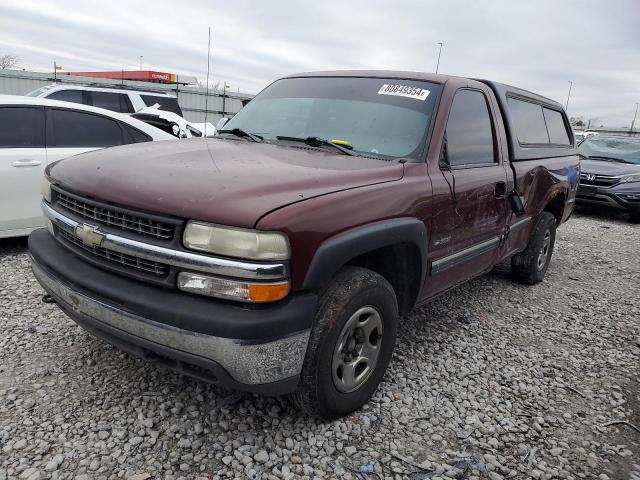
[{"xmin": 30, "ymin": 71, "xmax": 579, "ymax": 419}]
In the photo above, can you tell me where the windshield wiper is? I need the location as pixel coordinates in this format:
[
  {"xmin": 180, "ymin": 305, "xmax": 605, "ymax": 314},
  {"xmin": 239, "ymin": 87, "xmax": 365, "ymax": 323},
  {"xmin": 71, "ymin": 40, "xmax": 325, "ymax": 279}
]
[
  {"xmin": 218, "ymin": 128, "xmax": 263, "ymax": 143},
  {"xmin": 584, "ymin": 155, "xmax": 633, "ymax": 164},
  {"xmin": 276, "ymin": 136, "xmax": 356, "ymax": 156}
]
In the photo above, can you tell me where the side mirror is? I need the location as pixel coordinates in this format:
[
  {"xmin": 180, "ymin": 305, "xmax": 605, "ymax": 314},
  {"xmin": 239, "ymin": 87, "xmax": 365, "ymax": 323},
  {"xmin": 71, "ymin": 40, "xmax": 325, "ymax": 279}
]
[{"xmin": 216, "ymin": 117, "xmax": 230, "ymax": 131}]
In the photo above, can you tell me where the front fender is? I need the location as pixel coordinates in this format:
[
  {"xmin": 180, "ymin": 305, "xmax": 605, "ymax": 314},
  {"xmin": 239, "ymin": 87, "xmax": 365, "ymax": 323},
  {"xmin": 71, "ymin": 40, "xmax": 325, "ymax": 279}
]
[{"xmin": 301, "ymin": 217, "xmax": 428, "ymax": 291}]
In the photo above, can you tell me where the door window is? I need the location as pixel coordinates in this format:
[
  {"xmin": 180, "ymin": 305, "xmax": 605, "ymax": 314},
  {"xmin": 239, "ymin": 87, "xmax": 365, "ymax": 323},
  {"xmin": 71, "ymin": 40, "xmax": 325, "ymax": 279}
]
[
  {"xmin": 0, "ymin": 106, "xmax": 45, "ymax": 147},
  {"xmin": 47, "ymin": 108, "xmax": 124, "ymax": 147},
  {"xmin": 141, "ymin": 95, "xmax": 183, "ymax": 116},
  {"xmin": 122, "ymin": 124, "xmax": 152, "ymax": 143},
  {"xmin": 445, "ymin": 90, "xmax": 495, "ymax": 166},
  {"xmin": 47, "ymin": 89, "xmax": 84, "ymax": 105},
  {"xmin": 90, "ymin": 91, "xmax": 134, "ymax": 113}
]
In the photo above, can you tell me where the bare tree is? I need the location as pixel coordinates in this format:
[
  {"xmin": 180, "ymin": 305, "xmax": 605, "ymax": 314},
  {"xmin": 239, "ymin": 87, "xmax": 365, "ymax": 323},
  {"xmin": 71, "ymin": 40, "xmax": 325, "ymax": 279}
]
[{"xmin": 0, "ymin": 54, "xmax": 19, "ymax": 69}]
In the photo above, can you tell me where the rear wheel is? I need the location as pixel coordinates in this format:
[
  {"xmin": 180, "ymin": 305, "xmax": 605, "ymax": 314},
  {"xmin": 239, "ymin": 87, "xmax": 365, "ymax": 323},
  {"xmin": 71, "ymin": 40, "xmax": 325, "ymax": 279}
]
[
  {"xmin": 511, "ymin": 212, "xmax": 557, "ymax": 284},
  {"xmin": 291, "ymin": 266, "xmax": 398, "ymax": 420}
]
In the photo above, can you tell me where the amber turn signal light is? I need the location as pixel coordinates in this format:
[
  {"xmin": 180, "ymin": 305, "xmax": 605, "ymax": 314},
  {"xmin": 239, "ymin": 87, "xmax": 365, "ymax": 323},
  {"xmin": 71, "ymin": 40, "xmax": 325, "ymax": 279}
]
[{"xmin": 249, "ymin": 282, "xmax": 290, "ymax": 303}]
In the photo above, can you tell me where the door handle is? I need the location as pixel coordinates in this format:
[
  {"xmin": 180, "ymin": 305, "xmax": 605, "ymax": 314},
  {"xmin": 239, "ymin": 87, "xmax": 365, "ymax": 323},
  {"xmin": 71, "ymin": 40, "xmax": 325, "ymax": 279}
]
[
  {"xmin": 11, "ymin": 159, "xmax": 42, "ymax": 167},
  {"xmin": 494, "ymin": 182, "xmax": 506, "ymax": 199}
]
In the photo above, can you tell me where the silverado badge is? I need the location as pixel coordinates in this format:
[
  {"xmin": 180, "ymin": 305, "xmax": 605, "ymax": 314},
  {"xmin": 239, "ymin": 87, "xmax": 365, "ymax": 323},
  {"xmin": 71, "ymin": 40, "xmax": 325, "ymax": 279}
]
[{"xmin": 75, "ymin": 224, "xmax": 105, "ymax": 248}]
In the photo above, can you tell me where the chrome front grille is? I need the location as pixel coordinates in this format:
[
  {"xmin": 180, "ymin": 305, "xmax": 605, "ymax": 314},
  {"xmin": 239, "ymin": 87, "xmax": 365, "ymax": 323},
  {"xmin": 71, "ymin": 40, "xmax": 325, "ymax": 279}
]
[
  {"xmin": 579, "ymin": 173, "xmax": 620, "ymax": 187},
  {"xmin": 55, "ymin": 190, "xmax": 175, "ymax": 240},
  {"xmin": 57, "ymin": 227, "xmax": 169, "ymax": 276},
  {"xmin": 42, "ymin": 200, "xmax": 288, "ymax": 288}
]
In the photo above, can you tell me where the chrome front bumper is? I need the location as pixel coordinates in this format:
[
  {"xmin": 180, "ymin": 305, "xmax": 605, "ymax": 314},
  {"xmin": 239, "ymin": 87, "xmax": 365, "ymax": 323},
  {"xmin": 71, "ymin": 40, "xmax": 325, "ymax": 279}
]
[{"xmin": 30, "ymin": 257, "xmax": 310, "ymax": 387}]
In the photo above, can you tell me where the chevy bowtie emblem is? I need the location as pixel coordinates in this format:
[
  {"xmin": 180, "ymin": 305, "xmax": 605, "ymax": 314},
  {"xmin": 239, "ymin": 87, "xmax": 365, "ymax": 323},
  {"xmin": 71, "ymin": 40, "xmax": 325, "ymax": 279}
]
[
  {"xmin": 75, "ymin": 223, "xmax": 105, "ymax": 248},
  {"xmin": 586, "ymin": 174, "xmax": 596, "ymax": 181}
]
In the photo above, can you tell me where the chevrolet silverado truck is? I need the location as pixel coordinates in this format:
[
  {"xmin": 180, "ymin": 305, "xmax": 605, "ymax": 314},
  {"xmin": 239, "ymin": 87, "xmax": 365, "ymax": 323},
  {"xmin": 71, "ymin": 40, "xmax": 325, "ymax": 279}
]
[{"xmin": 29, "ymin": 71, "xmax": 579, "ymax": 419}]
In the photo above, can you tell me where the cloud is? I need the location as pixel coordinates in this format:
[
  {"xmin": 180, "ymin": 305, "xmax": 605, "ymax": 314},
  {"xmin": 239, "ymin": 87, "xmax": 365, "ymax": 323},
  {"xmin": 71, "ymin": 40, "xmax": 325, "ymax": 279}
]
[{"xmin": 1, "ymin": 0, "xmax": 638, "ymax": 125}]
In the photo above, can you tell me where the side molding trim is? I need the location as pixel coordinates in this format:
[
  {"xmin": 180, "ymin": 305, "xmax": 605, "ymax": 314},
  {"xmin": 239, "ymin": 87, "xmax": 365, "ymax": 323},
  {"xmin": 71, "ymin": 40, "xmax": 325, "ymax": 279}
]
[
  {"xmin": 431, "ymin": 236, "xmax": 500, "ymax": 275},
  {"xmin": 509, "ymin": 216, "xmax": 531, "ymax": 233}
]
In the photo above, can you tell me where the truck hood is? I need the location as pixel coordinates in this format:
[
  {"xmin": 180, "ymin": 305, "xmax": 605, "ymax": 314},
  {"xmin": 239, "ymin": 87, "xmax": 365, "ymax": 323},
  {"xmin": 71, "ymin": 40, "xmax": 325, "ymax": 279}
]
[
  {"xmin": 49, "ymin": 138, "xmax": 404, "ymax": 228},
  {"xmin": 580, "ymin": 159, "xmax": 640, "ymax": 176}
]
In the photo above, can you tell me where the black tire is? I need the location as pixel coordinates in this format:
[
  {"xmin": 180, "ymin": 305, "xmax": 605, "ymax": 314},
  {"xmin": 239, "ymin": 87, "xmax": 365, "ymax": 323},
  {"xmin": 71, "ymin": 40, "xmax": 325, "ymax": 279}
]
[
  {"xmin": 629, "ymin": 211, "xmax": 640, "ymax": 224},
  {"xmin": 511, "ymin": 212, "xmax": 557, "ymax": 285},
  {"xmin": 291, "ymin": 266, "xmax": 398, "ymax": 420}
]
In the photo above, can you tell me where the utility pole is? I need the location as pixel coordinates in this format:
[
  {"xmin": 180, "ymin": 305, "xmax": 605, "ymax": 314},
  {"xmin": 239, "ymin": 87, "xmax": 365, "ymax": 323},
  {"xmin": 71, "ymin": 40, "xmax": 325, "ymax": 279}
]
[
  {"xmin": 53, "ymin": 61, "xmax": 61, "ymax": 81},
  {"xmin": 222, "ymin": 82, "xmax": 228, "ymax": 118},
  {"xmin": 630, "ymin": 102, "xmax": 639, "ymax": 136},
  {"xmin": 139, "ymin": 56, "xmax": 143, "ymax": 70},
  {"xmin": 204, "ymin": 27, "xmax": 211, "ymax": 136},
  {"xmin": 435, "ymin": 42, "xmax": 443, "ymax": 74},
  {"xmin": 565, "ymin": 81, "xmax": 573, "ymax": 111}
]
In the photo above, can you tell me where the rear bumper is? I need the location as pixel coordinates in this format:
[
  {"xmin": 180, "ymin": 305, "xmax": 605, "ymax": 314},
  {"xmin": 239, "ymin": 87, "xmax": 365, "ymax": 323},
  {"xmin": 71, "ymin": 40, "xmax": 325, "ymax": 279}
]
[{"xmin": 29, "ymin": 228, "xmax": 317, "ymax": 395}]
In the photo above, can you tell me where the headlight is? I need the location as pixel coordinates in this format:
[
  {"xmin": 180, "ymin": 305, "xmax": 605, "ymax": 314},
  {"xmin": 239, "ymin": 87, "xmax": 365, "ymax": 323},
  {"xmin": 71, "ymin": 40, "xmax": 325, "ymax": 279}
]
[
  {"xmin": 177, "ymin": 272, "xmax": 290, "ymax": 303},
  {"xmin": 41, "ymin": 176, "xmax": 52, "ymax": 202},
  {"xmin": 620, "ymin": 174, "xmax": 640, "ymax": 184},
  {"xmin": 183, "ymin": 221, "xmax": 290, "ymax": 260}
]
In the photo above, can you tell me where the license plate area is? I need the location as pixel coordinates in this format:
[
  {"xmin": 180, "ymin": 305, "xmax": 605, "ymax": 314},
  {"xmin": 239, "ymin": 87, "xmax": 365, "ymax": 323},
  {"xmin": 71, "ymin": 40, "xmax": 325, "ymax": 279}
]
[{"xmin": 578, "ymin": 185, "xmax": 598, "ymax": 197}]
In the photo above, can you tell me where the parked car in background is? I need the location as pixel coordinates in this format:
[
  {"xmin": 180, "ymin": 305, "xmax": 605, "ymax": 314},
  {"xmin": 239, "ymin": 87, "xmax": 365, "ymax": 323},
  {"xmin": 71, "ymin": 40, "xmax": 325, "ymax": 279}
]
[
  {"xmin": 573, "ymin": 130, "xmax": 586, "ymax": 144},
  {"xmin": 577, "ymin": 135, "xmax": 640, "ymax": 222},
  {"xmin": 132, "ymin": 105, "xmax": 215, "ymax": 138},
  {"xmin": 30, "ymin": 71, "xmax": 578, "ymax": 419},
  {"xmin": 0, "ymin": 95, "xmax": 175, "ymax": 238},
  {"xmin": 27, "ymin": 84, "xmax": 183, "ymax": 116}
]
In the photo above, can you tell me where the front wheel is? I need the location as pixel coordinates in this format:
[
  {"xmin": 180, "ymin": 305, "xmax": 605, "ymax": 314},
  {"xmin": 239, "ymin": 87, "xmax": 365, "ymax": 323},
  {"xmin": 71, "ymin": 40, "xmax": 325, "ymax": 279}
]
[
  {"xmin": 511, "ymin": 212, "xmax": 557, "ymax": 285},
  {"xmin": 291, "ymin": 266, "xmax": 398, "ymax": 420},
  {"xmin": 629, "ymin": 211, "xmax": 640, "ymax": 224}
]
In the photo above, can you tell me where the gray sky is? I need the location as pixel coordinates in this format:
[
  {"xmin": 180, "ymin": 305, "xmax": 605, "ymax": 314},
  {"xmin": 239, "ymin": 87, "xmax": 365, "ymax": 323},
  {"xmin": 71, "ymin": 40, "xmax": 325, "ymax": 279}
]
[{"xmin": 2, "ymin": 0, "xmax": 638, "ymax": 126}]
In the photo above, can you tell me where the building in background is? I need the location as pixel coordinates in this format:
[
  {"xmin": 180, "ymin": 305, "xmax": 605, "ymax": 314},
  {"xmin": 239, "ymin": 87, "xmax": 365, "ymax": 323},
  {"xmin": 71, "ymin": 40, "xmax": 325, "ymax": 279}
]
[
  {"xmin": 0, "ymin": 69, "xmax": 252, "ymax": 123},
  {"xmin": 64, "ymin": 70, "xmax": 198, "ymax": 85}
]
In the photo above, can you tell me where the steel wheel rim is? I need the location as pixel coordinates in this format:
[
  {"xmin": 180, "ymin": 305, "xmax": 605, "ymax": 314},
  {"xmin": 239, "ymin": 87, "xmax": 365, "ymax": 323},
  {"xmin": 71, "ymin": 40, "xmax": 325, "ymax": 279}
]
[
  {"xmin": 537, "ymin": 230, "xmax": 551, "ymax": 270},
  {"xmin": 332, "ymin": 306, "xmax": 383, "ymax": 393}
]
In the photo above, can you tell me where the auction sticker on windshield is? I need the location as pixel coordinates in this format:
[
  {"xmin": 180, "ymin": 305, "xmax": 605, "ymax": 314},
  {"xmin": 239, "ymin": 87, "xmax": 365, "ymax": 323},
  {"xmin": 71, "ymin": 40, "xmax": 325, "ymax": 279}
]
[{"xmin": 377, "ymin": 84, "xmax": 430, "ymax": 101}]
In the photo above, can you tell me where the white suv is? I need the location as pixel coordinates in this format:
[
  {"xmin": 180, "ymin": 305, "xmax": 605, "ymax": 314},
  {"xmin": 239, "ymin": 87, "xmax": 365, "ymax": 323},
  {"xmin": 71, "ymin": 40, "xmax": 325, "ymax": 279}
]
[{"xmin": 27, "ymin": 84, "xmax": 183, "ymax": 117}]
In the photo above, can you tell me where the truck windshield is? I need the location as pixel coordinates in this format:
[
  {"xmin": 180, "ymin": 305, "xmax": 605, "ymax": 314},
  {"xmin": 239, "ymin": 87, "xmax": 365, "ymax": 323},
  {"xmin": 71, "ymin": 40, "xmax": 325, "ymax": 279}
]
[{"xmin": 222, "ymin": 77, "xmax": 441, "ymax": 160}]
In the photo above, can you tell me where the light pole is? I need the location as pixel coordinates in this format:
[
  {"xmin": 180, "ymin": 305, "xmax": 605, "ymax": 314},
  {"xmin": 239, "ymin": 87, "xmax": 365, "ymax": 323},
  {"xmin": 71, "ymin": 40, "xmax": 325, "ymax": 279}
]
[
  {"xmin": 139, "ymin": 56, "xmax": 143, "ymax": 70},
  {"xmin": 565, "ymin": 81, "xmax": 572, "ymax": 111},
  {"xmin": 222, "ymin": 82, "xmax": 230, "ymax": 117},
  {"xmin": 630, "ymin": 102, "xmax": 639, "ymax": 135},
  {"xmin": 435, "ymin": 42, "xmax": 443, "ymax": 74},
  {"xmin": 204, "ymin": 27, "xmax": 211, "ymax": 136}
]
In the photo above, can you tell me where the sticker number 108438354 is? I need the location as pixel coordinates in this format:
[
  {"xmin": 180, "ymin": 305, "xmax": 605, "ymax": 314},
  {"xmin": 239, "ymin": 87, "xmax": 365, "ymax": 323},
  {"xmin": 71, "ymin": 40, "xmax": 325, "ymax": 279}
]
[{"xmin": 377, "ymin": 84, "xmax": 430, "ymax": 101}]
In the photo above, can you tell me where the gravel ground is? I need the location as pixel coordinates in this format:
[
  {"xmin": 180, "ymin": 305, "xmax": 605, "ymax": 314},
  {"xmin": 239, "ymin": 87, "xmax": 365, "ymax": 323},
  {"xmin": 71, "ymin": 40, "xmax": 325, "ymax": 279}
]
[{"xmin": 1, "ymin": 208, "xmax": 639, "ymax": 480}]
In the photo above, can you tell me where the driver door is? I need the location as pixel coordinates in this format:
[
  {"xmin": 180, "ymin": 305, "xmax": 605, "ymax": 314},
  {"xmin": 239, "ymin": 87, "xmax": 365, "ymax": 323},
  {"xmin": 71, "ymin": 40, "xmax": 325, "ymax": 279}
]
[{"xmin": 424, "ymin": 88, "xmax": 510, "ymax": 297}]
